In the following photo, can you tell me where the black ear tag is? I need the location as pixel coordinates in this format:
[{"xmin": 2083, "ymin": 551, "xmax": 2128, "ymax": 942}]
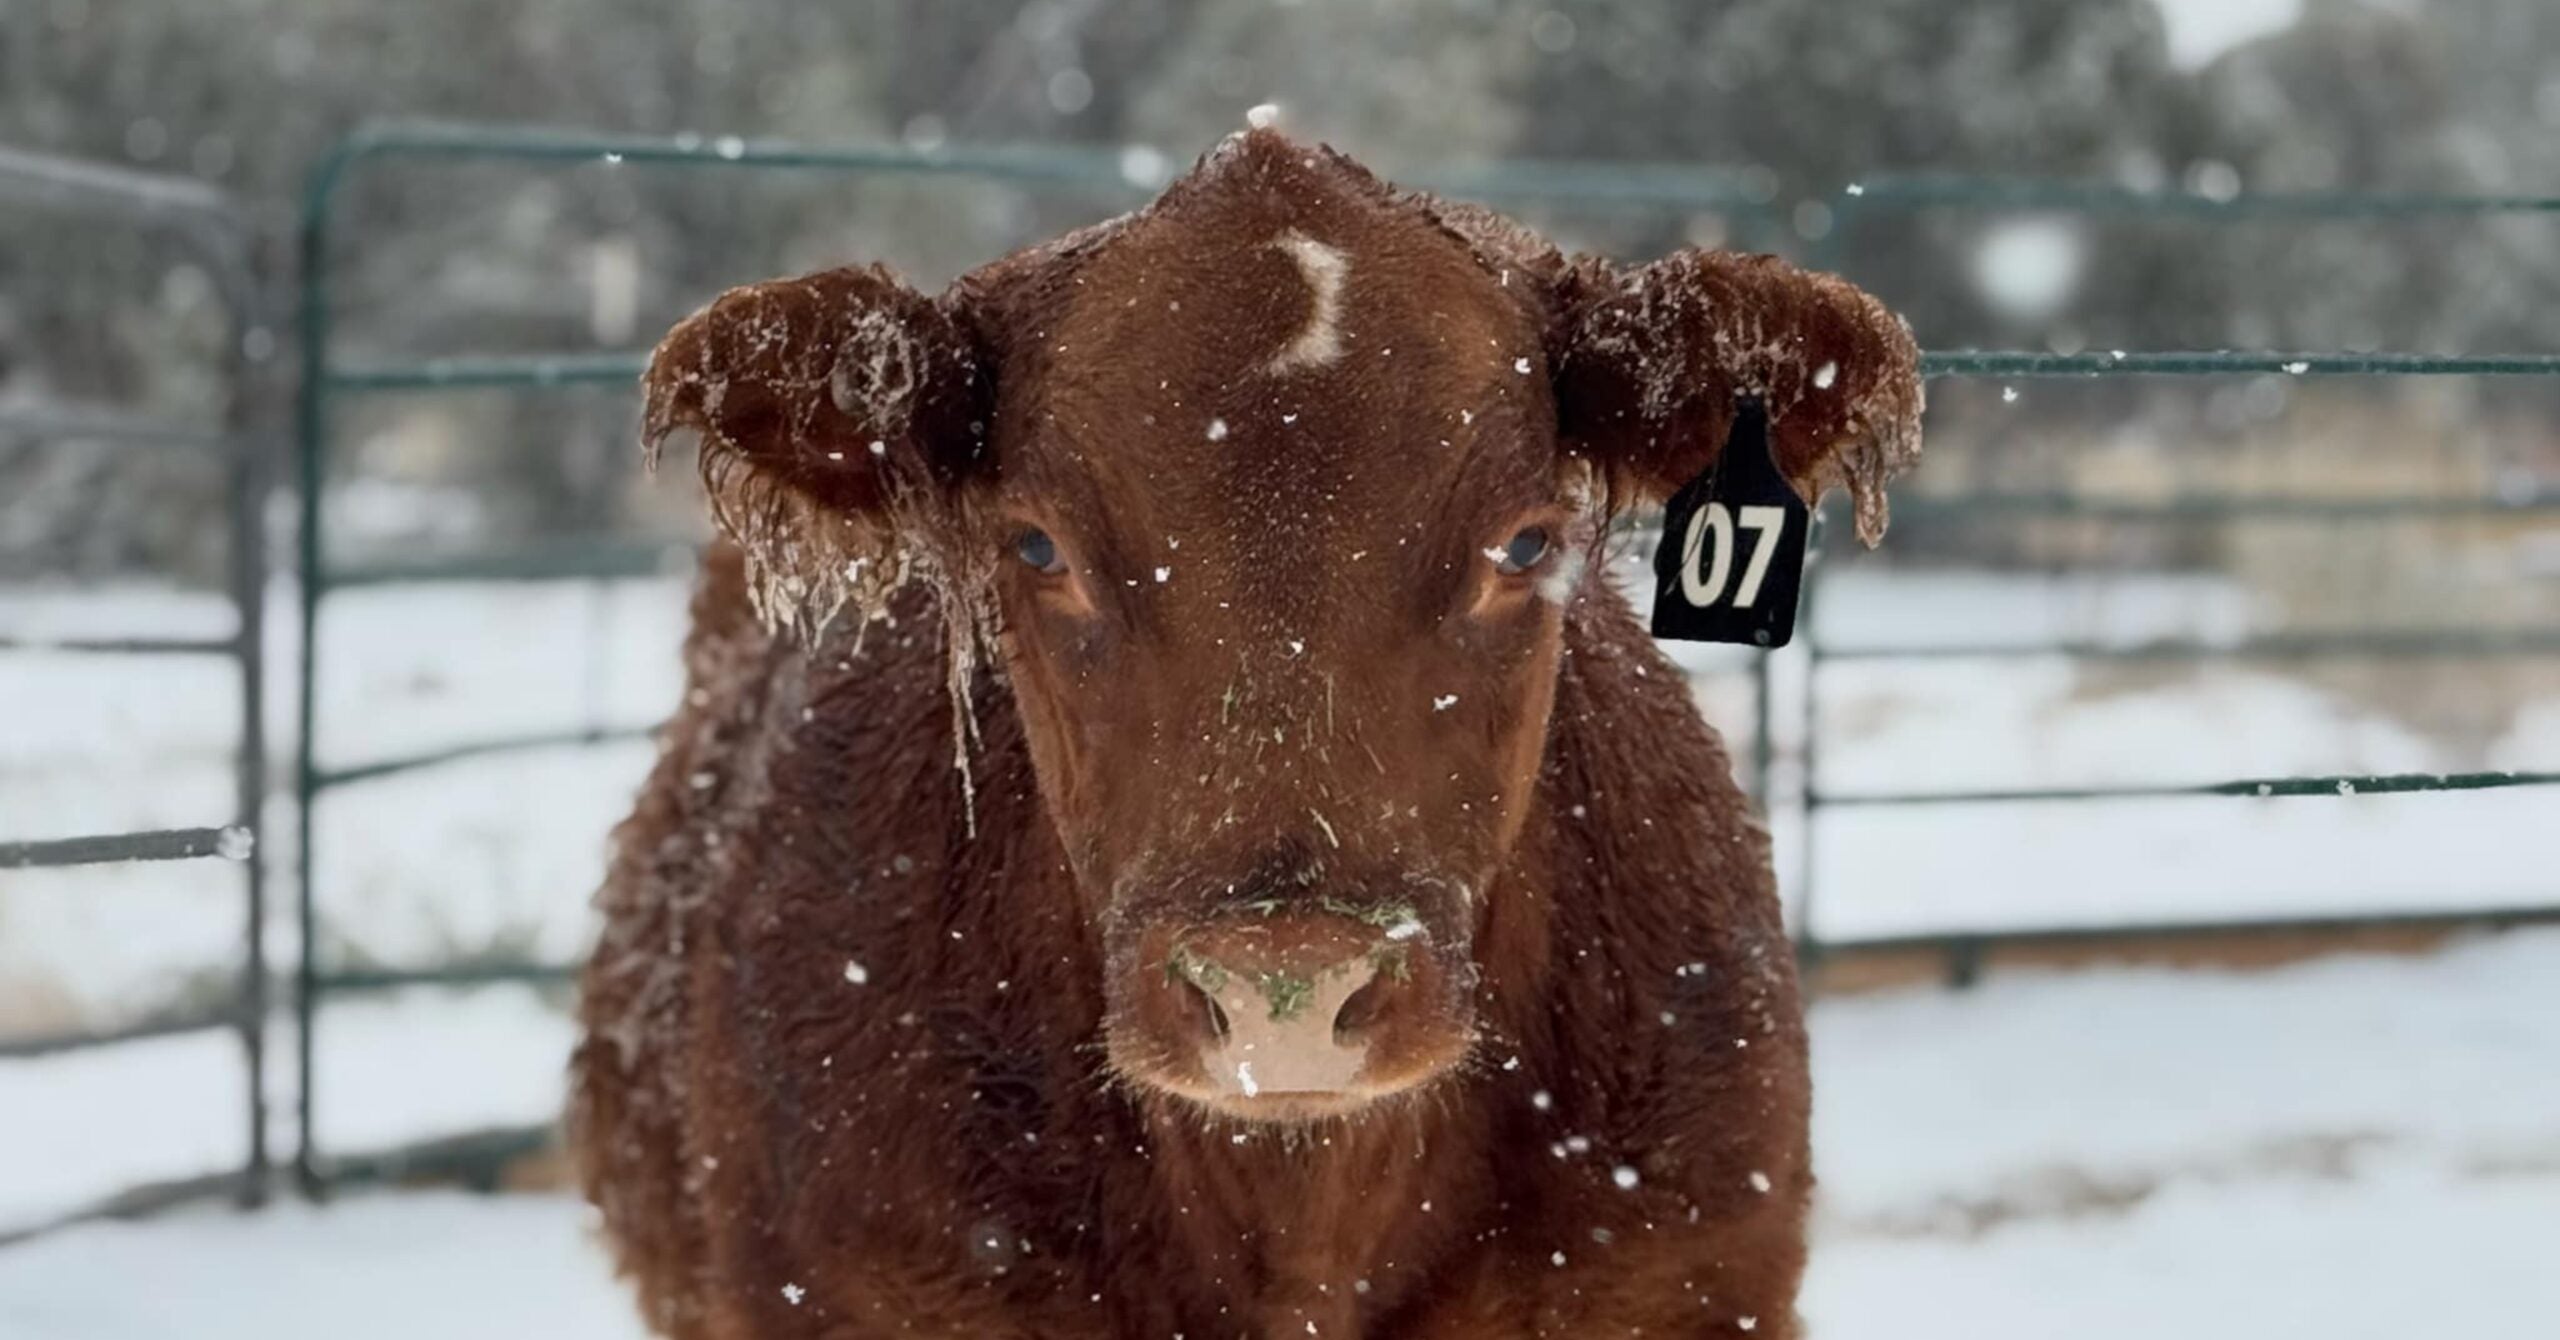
[{"xmin": 1649, "ymin": 400, "xmax": 1808, "ymax": 648}]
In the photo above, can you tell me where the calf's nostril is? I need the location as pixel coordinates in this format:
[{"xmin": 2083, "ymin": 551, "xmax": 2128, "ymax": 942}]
[
  {"xmin": 1156, "ymin": 928, "xmax": 1431, "ymax": 1098},
  {"xmin": 1332, "ymin": 972, "xmax": 1386, "ymax": 1044},
  {"xmin": 1167, "ymin": 966, "xmax": 1232, "ymax": 1043},
  {"xmin": 1198, "ymin": 984, "xmax": 1232, "ymax": 1042}
]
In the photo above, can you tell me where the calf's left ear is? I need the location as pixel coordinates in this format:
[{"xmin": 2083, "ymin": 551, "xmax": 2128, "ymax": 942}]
[
  {"xmin": 642, "ymin": 264, "xmax": 987, "ymax": 634},
  {"xmin": 1552, "ymin": 250, "xmax": 1924, "ymax": 545}
]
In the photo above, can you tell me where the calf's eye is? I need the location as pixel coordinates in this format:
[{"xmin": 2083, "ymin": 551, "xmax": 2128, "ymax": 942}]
[
  {"xmin": 1495, "ymin": 526, "xmax": 1551, "ymax": 575},
  {"xmin": 1014, "ymin": 528, "xmax": 1065, "ymax": 575}
]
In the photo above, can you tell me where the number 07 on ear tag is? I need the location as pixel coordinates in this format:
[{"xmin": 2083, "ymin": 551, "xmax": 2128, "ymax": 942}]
[{"xmin": 1649, "ymin": 400, "xmax": 1808, "ymax": 648}]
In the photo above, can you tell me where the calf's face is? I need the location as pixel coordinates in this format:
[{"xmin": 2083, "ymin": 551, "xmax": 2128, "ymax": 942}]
[
  {"xmin": 640, "ymin": 132, "xmax": 1922, "ymax": 1123},
  {"xmin": 985, "ymin": 195, "xmax": 1579, "ymax": 1121}
]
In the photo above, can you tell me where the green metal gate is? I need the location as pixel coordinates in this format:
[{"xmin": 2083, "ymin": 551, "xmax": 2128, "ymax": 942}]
[
  {"xmin": 288, "ymin": 123, "xmax": 1790, "ymax": 1190},
  {"xmin": 291, "ymin": 123, "xmax": 2560, "ymax": 1190},
  {"xmin": 0, "ymin": 145, "xmax": 272, "ymax": 1240},
  {"xmin": 1792, "ymin": 177, "xmax": 2560, "ymax": 979}
]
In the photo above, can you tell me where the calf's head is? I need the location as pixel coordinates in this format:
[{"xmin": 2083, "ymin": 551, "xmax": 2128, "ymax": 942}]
[{"xmin": 643, "ymin": 131, "xmax": 1920, "ymax": 1123}]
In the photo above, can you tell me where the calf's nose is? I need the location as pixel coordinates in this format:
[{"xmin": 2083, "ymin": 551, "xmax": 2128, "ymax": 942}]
[{"xmin": 1162, "ymin": 921, "xmax": 1406, "ymax": 1097}]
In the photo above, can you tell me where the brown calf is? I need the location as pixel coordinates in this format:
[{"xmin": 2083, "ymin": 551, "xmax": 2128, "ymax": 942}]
[{"xmin": 571, "ymin": 128, "xmax": 1921, "ymax": 1339}]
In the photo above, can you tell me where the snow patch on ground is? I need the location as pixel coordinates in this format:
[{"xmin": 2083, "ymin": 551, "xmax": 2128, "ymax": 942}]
[
  {"xmin": 2, "ymin": 932, "xmax": 2554, "ymax": 1338},
  {"xmin": 1811, "ymin": 929, "xmax": 2560, "ymax": 1224},
  {"xmin": 0, "ymin": 984, "xmax": 579, "ymax": 1229},
  {"xmin": 1811, "ymin": 1158, "xmax": 2560, "ymax": 1340},
  {"xmin": 0, "ymin": 1194, "xmax": 638, "ymax": 1340},
  {"xmin": 0, "ymin": 1027, "xmax": 250, "ymax": 1229}
]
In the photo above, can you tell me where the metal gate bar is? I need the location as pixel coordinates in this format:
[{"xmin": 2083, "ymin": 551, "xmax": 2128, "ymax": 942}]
[
  {"xmin": 0, "ymin": 144, "xmax": 273, "ymax": 1228},
  {"xmin": 1779, "ymin": 176, "xmax": 2560, "ymax": 974},
  {"xmin": 291, "ymin": 124, "xmax": 2560, "ymax": 1192}
]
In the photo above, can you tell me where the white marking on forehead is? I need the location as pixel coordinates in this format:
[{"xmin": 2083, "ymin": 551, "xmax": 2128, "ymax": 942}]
[{"xmin": 1265, "ymin": 231, "xmax": 1349, "ymax": 374}]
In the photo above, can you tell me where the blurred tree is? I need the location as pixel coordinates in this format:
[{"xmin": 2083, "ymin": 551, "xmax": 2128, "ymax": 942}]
[
  {"xmin": 0, "ymin": 0, "xmax": 2553, "ymax": 578},
  {"xmin": 1510, "ymin": 0, "xmax": 2200, "ymax": 350},
  {"xmin": 1125, "ymin": 0, "xmax": 1526, "ymax": 162},
  {"xmin": 1518, "ymin": 0, "xmax": 2185, "ymax": 190},
  {"xmin": 2172, "ymin": 0, "xmax": 2560, "ymax": 354}
]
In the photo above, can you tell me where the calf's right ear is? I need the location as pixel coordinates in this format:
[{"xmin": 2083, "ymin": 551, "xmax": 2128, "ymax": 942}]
[
  {"xmin": 642, "ymin": 264, "xmax": 987, "ymax": 634},
  {"xmin": 1552, "ymin": 251, "xmax": 1924, "ymax": 547}
]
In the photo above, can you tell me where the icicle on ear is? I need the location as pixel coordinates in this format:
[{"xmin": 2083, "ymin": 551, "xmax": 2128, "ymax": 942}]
[
  {"xmin": 641, "ymin": 264, "xmax": 985, "ymax": 637},
  {"xmin": 1553, "ymin": 251, "xmax": 1924, "ymax": 547}
]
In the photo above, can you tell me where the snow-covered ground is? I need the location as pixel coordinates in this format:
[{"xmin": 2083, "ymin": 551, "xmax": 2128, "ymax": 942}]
[{"xmin": 3, "ymin": 929, "xmax": 2555, "ymax": 1339}]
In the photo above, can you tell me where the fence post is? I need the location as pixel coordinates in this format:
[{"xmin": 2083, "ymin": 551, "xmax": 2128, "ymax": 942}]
[
  {"xmin": 208, "ymin": 213, "xmax": 275, "ymax": 1206},
  {"xmin": 292, "ymin": 137, "xmax": 363, "ymax": 1198}
]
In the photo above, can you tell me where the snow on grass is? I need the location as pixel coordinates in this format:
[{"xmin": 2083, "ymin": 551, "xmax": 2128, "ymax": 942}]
[
  {"xmin": 308, "ymin": 984, "xmax": 580, "ymax": 1156},
  {"xmin": 0, "ymin": 1193, "xmax": 642, "ymax": 1340},
  {"xmin": 1810, "ymin": 1157, "xmax": 2560, "ymax": 1340},
  {"xmin": 1811, "ymin": 928, "xmax": 2560, "ymax": 1225},
  {"xmin": 1814, "ymin": 658, "xmax": 2445, "ymax": 795},
  {"xmin": 1817, "ymin": 786, "xmax": 2560, "ymax": 940},
  {"xmin": 0, "ymin": 1027, "xmax": 250, "ymax": 1231},
  {"xmin": 0, "ymin": 984, "xmax": 579, "ymax": 1229},
  {"xmin": 3, "ymin": 933, "xmax": 2555, "ymax": 1338},
  {"xmin": 307, "ymin": 580, "xmax": 685, "ymax": 773},
  {"xmin": 0, "ymin": 854, "xmax": 245, "ymax": 1036},
  {"xmin": 0, "ymin": 652, "xmax": 241, "ymax": 783},
  {"xmin": 309, "ymin": 742, "xmax": 657, "ymax": 975},
  {"xmin": 1809, "ymin": 566, "xmax": 2266, "ymax": 654}
]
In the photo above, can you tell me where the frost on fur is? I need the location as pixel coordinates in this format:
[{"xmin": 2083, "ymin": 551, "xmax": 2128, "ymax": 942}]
[
  {"xmin": 640, "ymin": 264, "xmax": 1003, "ymax": 826},
  {"xmin": 1556, "ymin": 251, "xmax": 1925, "ymax": 548},
  {"xmin": 639, "ymin": 264, "xmax": 985, "ymax": 640}
]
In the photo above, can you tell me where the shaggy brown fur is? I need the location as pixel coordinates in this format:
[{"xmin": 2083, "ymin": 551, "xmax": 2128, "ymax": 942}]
[{"xmin": 571, "ymin": 129, "xmax": 1922, "ymax": 1339}]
